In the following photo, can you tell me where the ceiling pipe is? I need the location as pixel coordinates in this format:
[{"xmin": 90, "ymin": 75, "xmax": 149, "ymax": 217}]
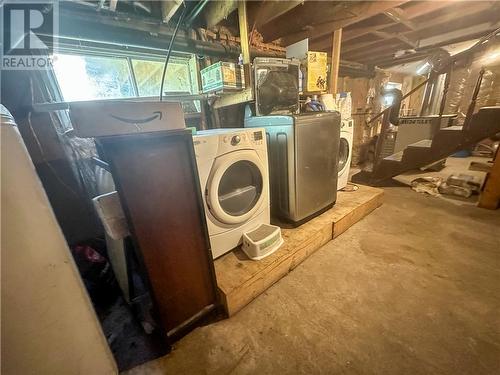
[{"xmin": 185, "ymin": 0, "xmax": 210, "ymax": 27}]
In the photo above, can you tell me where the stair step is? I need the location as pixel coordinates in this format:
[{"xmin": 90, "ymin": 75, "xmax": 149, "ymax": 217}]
[
  {"xmin": 406, "ymin": 139, "xmax": 433, "ymax": 149},
  {"xmin": 432, "ymin": 126, "xmax": 465, "ymax": 151},
  {"xmin": 440, "ymin": 125, "xmax": 463, "ymax": 132},
  {"xmin": 383, "ymin": 150, "xmax": 404, "ymax": 162},
  {"xmin": 369, "ymin": 107, "xmax": 500, "ymax": 183},
  {"xmin": 403, "ymin": 139, "xmax": 434, "ymax": 165}
]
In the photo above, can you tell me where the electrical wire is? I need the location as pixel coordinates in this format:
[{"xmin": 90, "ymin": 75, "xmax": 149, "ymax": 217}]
[{"xmin": 159, "ymin": 2, "xmax": 187, "ymax": 101}]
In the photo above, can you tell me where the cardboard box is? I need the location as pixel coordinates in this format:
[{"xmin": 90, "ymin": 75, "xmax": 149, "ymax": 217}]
[
  {"xmin": 201, "ymin": 61, "xmax": 245, "ymax": 93},
  {"xmin": 70, "ymin": 99, "xmax": 185, "ymax": 138},
  {"xmin": 306, "ymin": 51, "xmax": 328, "ymax": 92}
]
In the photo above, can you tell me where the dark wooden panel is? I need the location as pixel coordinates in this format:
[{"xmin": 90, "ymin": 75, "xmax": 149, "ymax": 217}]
[{"xmin": 99, "ymin": 130, "xmax": 218, "ymax": 335}]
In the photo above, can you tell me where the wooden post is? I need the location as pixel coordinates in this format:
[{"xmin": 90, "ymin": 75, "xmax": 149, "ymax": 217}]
[
  {"xmin": 329, "ymin": 28, "xmax": 342, "ymax": 94},
  {"xmin": 238, "ymin": 1, "xmax": 252, "ymax": 89},
  {"xmin": 478, "ymin": 147, "xmax": 500, "ymax": 210},
  {"xmin": 213, "ymin": 1, "xmax": 254, "ymax": 109}
]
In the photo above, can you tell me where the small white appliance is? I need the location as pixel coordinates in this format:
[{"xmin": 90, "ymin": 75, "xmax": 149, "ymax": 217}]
[
  {"xmin": 193, "ymin": 128, "xmax": 271, "ymax": 259},
  {"xmin": 338, "ymin": 118, "xmax": 354, "ymax": 190}
]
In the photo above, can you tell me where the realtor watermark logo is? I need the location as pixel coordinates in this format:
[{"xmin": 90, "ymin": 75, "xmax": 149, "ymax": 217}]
[{"xmin": 1, "ymin": 0, "xmax": 58, "ymax": 70}]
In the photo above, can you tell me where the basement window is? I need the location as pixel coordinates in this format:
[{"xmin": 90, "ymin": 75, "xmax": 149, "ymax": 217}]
[
  {"xmin": 131, "ymin": 57, "xmax": 194, "ymax": 96},
  {"xmin": 52, "ymin": 54, "xmax": 135, "ymax": 101},
  {"xmin": 52, "ymin": 52, "xmax": 200, "ymax": 111}
]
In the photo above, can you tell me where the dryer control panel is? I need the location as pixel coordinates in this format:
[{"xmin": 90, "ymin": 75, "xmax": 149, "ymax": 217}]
[
  {"xmin": 340, "ymin": 119, "xmax": 354, "ymax": 129},
  {"xmin": 221, "ymin": 130, "xmax": 265, "ymax": 147}
]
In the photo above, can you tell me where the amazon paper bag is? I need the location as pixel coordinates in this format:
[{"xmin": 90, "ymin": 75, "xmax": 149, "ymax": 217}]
[{"xmin": 70, "ymin": 99, "xmax": 185, "ymax": 138}]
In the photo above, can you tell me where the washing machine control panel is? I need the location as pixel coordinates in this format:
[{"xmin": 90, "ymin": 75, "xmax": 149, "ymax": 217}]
[
  {"xmin": 221, "ymin": 131, "xmax": 264, "ymax": 147},
  {"xmin": 341, "ymin": 119, "xmax": 354, "ymax": 129},
  {"xmin": 231, "ymin": 135, "xmax": 241, "ymax": 145}
]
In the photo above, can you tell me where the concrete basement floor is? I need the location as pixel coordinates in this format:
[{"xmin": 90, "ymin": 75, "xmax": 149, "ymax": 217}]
[{"xmin": 126, "ymin": 187, "xmax": 500, "ymax": 375}]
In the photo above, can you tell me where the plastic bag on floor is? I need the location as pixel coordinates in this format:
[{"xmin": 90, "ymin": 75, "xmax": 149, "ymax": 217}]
[
  {"xmin": 438, "ymin": 182, "xmax": 472, "ymax": 198},
  {"xmin": 411, "ymin": 177, "xmax": 443, "ymax": 196}
]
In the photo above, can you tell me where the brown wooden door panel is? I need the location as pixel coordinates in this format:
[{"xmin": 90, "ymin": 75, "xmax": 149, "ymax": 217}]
[{"xmin": 98, "ymin": 130, "xmax": 218, "ymax": 334}]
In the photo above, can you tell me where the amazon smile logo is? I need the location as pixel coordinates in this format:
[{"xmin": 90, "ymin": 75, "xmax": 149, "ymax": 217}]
[{"xmin": 109, "ymin": 111, "xmax": 163, "ymax": 124}]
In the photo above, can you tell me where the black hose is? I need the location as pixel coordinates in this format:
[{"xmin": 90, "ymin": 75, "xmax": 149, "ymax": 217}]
[{"xmin": 159, "ymin": 2, "xmax": 187, "ymax": 101}]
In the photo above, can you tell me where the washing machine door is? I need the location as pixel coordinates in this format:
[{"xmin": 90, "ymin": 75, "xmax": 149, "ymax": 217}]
[
  {"xmin": 338, "ymin": 136, "xmax": 350, "ymax": 175},
  {"xmin": 207, "ymin": 150, "xmax": 266, "ymax": 225}
]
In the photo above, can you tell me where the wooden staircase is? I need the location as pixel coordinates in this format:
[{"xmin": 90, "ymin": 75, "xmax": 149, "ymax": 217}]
[{"xmin": 353, "ymin": 107, "xmax": 500, "ymax": 184}]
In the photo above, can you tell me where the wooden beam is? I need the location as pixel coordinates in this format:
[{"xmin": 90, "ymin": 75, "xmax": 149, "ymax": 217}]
[
  {"xmin": 339, "ymin": 2, "xmax": 494, "ymax": 62},
  {"xmin": 418, "ymin": 20, "xmax": 500, "ymax": 49},
  {"xmin": 407, "ymin": 2, "xmax": 495, "ymax": 41},
  {"xmin": 329, "ymin": 29, "xmax": 342, "ymax": 94},
  {"xmin": 203, "ymin": 0, "xmax": 238, "ymax": 28},
  {"xmin": 311, "ymin": 22, "xmax": 392, "ymax": 51},
  {"xmin": 247, "ymin": 0, "xmax": 304, "ymax": 28},
  {"xmin": 341, "ymin": 38, "xmax": 386, "ymax": 55},
  {"xmin": 261, "ymin": 0, "xmax": 407, "ymax": 44},
  {"xmin": 375, "ymin": 53, "xmax": 431, "ymax": 69},
  {"xmin": 311, "ymin": 0, "xmax": 455, "ymax": 50},
  {"xmin": 160, "ymin": 0, "xmax": 183, "ymax": 23},
  {"xmin": 259, "ymin": 1, "xmax": 345, "ymax": 43},
  {"xmin": 343, "ymin": 39, "xmax": 405, "ymax": 61},
  {"xmin": 392, "ymin": 0, "xmax": 452, "ymax": 19},
  {"xmin": 238, "ymin": 1, "xmax": 251, "ymax": 65},
  {"xmin": 281, "ymin": 1, "xmax": 408, "ymax": 46},
  {"xmin": 478, "ymin": 148, "xmax": 500, "ymax": 210},
  {"xmin": 213, "ymin": 1, "xmax": 254, "ymax": 109},
  {"xmin": 373, "ymin": 30, "xmax": 417, "ymax": 48},
  {"xmin": 341, "ymin": 20, "xmax": 394, "ymax": 43},
  {"xmin": 383, "ymin": 7, "xmax": 416, "ymax": 31},
  {"xmin": 213, "ymin": 88, "xmax": 253, "ymax": 109},
  {"xmin": 309, "ymin": 34, "xmax": 333, "ymax": 52}
]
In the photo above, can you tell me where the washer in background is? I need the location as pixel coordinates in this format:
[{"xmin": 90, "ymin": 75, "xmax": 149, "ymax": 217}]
[
  {"xmin": 338, "ymin": 118, "xmax": 354, "ymax": 190},
  {"xmin": 193, "ymin": 128, "xmax": 270, "ymax": 259}
]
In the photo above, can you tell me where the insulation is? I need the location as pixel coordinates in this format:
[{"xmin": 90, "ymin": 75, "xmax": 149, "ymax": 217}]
[{"xmin": 445, "ymin": 41, "xmax": 500, "ymax": 125}]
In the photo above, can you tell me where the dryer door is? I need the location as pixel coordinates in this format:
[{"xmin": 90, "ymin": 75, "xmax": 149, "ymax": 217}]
[
  {"xmin": 207, "ymin": 150, "xmax": 266, "ymax": 225},
  {"xmin": 338, "ymin": 136, "xmax": 350, "ymax": 176}
]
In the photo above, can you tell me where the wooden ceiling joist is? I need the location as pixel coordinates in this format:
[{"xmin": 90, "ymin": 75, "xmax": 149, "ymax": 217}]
[
  {"xmin": 364, "ymin": 21, "xmax": 500, "ymax": 68},
  {"xmin": 417, "ymin": 21, "xmax": 500, "ymax": 51},
  {"xmin": 373, "ymin": 30, "xmax": 417, "ymax": 49},
  {"xmin": 258, "ymin": 0, "xmax": 407, "ymax": 44},
  {"xmin": 160, "ymin": 0, "xmax": 182, "ymax": 23},
  {"xmin": 374, "ymin": 52, "xmax": 433, "ymax": 69},
  {"xmin": 247, "ymin": 0, "xmax": 305, "ymax": 29},
  {"xmin": 310, "ymin": 0, "xmax": 451, "ymax": 50},
  {"xmin": 204, "ymin": 0, "xmax": 238, "ymax": 28},
  {"xmin": 383, "ymin": 8, "xmax": 416, "ymax": 31},
  {"xmin": 258, "ymin": 1, "xmax": 346, "ymax": 43},
  {"xmin": 408, "ymin": 3, "xmax": 497, "ymax": 41},
  {"xmin": 280, "ymin": 1, "xmax": 409, "ymax": 46},
  {"xmin": 344, "ymin": 40, "xmax": 408, "ymax": 62},
  {"xmin": 338, "ymin": 1, "xmax": 497, "ymax": 65}
]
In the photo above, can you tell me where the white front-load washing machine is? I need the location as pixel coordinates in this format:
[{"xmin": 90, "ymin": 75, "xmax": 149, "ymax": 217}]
[
  {"xmin": 193, "ymin": 128, "xmax": 270, "ymax": 259},
  {"xmin": 338, "ymin": 118, "xmax": 354, "ymax": 190}
]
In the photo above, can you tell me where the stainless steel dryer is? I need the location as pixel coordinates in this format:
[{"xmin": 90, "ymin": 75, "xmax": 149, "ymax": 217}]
[{"xmin": 245, "ymin": 108, "xmax": 341, "ymax": 226}]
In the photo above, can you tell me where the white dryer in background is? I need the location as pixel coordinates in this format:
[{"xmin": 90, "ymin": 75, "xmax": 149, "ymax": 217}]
[
  {"xmin": 193, "ymin": 128, "xmax": 270, "ymax": 259},
  {"xmin": 338, "ymin": 118, "xmax": 354, "ymax": 190}
]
